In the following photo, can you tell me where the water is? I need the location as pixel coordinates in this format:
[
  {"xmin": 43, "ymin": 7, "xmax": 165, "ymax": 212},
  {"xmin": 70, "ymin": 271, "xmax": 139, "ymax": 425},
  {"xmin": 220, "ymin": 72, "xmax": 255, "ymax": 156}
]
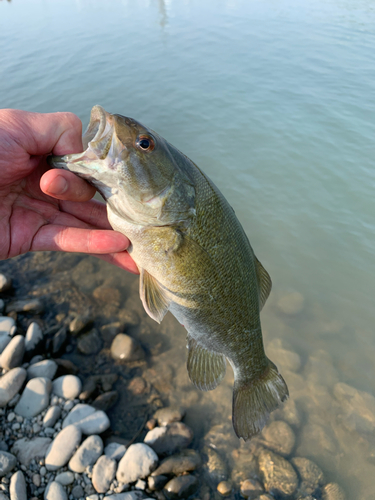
[{"xmin": 1, "ymin": 0, "xmax": 375, "ymax": 497}]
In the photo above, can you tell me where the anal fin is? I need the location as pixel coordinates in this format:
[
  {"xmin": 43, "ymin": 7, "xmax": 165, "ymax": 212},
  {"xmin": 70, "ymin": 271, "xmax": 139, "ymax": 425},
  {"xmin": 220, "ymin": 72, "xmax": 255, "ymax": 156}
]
[
  {"xmin": 187, "ymin": 337, "xmax": 226, "ymax": 391},
  {"xmin": 140, "ymin": 268, "xmax": 170, "ymax": 324}
]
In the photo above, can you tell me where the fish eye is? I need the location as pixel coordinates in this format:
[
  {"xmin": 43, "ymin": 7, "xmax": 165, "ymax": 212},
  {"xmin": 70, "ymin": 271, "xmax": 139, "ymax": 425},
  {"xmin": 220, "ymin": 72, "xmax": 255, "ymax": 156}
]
[{"xmin": 136, "ymin": 135, "xmax": 155, "ymax": 152}]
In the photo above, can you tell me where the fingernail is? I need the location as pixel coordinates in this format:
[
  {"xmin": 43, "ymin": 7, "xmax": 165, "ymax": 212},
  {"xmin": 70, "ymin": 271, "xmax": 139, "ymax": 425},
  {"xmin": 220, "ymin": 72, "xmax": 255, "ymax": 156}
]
[{"xmin": 48, "ymin": 175, "xmax": 68, "ymax": 195}]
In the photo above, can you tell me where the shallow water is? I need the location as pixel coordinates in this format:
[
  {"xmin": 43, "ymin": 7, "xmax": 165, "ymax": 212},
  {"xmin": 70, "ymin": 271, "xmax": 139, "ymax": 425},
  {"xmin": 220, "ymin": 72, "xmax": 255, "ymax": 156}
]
[{"xmin": 1, "ymin": 0, "xmax": 375, "ymax": 498}]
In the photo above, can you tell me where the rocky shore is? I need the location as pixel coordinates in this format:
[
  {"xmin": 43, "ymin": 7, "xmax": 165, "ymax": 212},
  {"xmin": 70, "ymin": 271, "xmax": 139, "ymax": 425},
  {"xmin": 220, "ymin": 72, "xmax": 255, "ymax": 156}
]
[{"xmin": 0, "ymin": 253, "xmax": 374, "ymax": 500}]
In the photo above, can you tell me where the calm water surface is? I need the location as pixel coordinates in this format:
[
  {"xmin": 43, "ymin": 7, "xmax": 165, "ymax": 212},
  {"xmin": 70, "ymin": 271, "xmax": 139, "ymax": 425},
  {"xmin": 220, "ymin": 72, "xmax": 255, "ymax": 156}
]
[{"xmin": 1, "ymin": 0, "xmax": 375, "ymax": 497}]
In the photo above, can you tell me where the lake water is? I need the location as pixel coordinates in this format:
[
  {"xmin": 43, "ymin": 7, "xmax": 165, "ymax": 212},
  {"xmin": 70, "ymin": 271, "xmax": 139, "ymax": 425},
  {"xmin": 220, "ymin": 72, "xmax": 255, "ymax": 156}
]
[{"xmin": 1, "ymin": 0, "xmax": 375, "ymax": 498}]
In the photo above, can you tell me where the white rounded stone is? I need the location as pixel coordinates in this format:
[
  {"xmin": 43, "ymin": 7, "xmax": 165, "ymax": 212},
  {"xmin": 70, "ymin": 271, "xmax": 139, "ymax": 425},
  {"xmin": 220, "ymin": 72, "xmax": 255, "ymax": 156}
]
[
  {"xmin": 0, "ymin": 275, "xmax": 11, "ymax": 293},
  {"xmin": 11, "ymin": 437, "xmax": 52, "ymax": 466},
  {"xmin": 52, "ymin": 375, "xmax": 82, "ymax": 400},
  {"xmin": 45, "ymin": 425, "xmax": 82, "ymax": 471},
  {"xmin": 0, "ymin": 367, "xmax": 27, "ymax": 407},
  {"xmin": 43, "ymin": 405, "xmax": 61, "ymax": 428},
  {"xmin": 0, "ymin": 316, "xmax": 15, "ymax": 334},
  {"xmin": 68, "ymin": 435, "xmax": 103, "ymax": 473},
  {"xmin": 116, "ymin": 443, "xmax": 158, "ymax": 484},
  {"xmin": 27, "ymin": 360, "xmax": 58, "ymax": 380},
  {"xmin": 25, "ymin": 322, "xmax": 43, "ymax": 352},
  {"xmin": 14, "ymin": 377, "xmax": 52, "ymax": 418},
  {"xmin": 0, "ymin": 334, "xmax": 11, "ymax": 355},
  {"xmin": 92, "ymin": 455, "xmax": 117, "ymax": 493},
  {"xmin": 44, "ymin": 480, "xmax": 68, "ymax": 500},
  {"xmin": 63, "ymin": 404, "xmax": 110, "ymax": 435},
  {"xmin": 0, "ymin": 335, "xmax": 25, "ymax": 370},
  {"xmin": 104, "ymin": 442, "xmax": 126, "ymax": 461},
  {"xmin": 10, "ymin": 470, "xmax": 27, "ymax": 500},
  {"xmin": 54, "ymin": 471, "xmax": 75, "ymax": 486}
]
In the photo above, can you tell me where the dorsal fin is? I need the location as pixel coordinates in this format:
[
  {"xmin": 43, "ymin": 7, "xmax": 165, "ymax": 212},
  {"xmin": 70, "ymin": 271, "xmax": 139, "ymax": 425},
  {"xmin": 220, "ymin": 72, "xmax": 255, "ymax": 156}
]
[
  {"xmin": 187, "ymin": 336, "xmax": 226, "ymax": 391},
  {"xmin": 255, "ymin": 257, "xmax": 272, "ymax": 311},
  {"xmin": 140, "ymin": 268, "xmax": 170, "ymax": 323}
]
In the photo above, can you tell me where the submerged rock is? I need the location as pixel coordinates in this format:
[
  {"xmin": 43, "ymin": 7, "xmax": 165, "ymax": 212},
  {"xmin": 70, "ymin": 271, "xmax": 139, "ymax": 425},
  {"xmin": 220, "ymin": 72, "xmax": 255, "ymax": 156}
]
[
  {"xmin": 260, "ymin": 420, "xmax": 296, "ymax": 456},
  {"xmin": 164, "ymin": 474, "xmax": 199, "ymax": 500},
  {"xmin": 154, "ymin": 406, "xmax": 185, "ymax": 426},
  {"xmin": 151, "ymin": 449, "xmax": 201, "ymax": 476},
  {"xmin": 258, "ymin": 449, "xmax": 298, "ymax": 497},
  {"xmin": 333, "ymin": 382, "xmax": 375, "ymax": 434},
  {"xmin": 110, "ymin": 333, "xmax": 145, "ymax": 362},
  {"xmin": 277, "ymin": 291, "xmax": 304, "ymax": 315},
  {"xmin": 144, "ymin": 422, "xmax": 193, "ymax": 455},
  {"xmin": 202, "ymin": 446, "xmax": 228, "ymax": 488},
  {"xmin": 77, "ymin": 328, "xmax": 103, "ymax": 355},
  {"xmin": 291, "ymin": 457, "xmax": 324, "ymax": 496},
  {"xmin": 321, "ymin": 483, "xmax": 346, "ymax": 500},
  {"xmin": 240, "ymin": 478, "xmax": 264, "ymax": 499}
]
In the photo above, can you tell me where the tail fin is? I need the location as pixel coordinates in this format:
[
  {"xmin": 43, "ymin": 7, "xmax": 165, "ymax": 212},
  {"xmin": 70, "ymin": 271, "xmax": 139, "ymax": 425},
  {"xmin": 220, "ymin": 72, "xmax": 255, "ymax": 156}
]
[{"xmin": 232, "ymin": 360, "xmax": 288, "ymax": 440}]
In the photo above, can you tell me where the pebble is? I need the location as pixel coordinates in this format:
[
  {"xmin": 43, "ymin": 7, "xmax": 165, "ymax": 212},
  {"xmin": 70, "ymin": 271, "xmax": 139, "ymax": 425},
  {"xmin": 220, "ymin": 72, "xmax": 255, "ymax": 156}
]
[
  {"xmin": 62, "ymin": 404, "xmax": 110, "ymax": 435},
  {"xmin": 52, "ymin": 375, "xmax": 82, "ymax": 400},
  {"xmin": 32, "ymin": 474, "xmax": 41, "ymax": 487},
  {"xmin": 9, "ymin": 471, "xmax": 27, "ymax": 500},
  {"xmin": 277, "ymin": 291, "xmax": 304, "ymax": 315},
  {"xmin": 110, "ymin": 334, "xmax": 145, "ymax": 362},
  {"xmin": 104, "ymin": 442, "xmax": 126, "ymax": 461},
  {"xmin": 163, "ymin": 474, "xmax": 199, "ymax": 500},
  {"xmin": 0, "ymin": 274, "xmax": 12, "ymax": 292},
  {"xmin": 0, "ymin": 367, "xmax": 27, "ymax": 407},
  {"xmin": 148, "ymin": 475, "xmax": 169, "ymax": 491},
  {"xmin": 25, "ymin": 322, "xmax": 43, "ymax": 353},
  {"xmin": 217, "ymin": 481, "xmax": 232, "ymax": 496},
  {"xmin": 92, "ymin": 390, "xmax": 118, "ymax": 412},
  {"xmin": 291, "ymin": 457, "xmax": 324, "ymax": 495},
  {"xmin": 260, "ymin": 420, "xmax": 296, "ymax": 456},
  {"xmin": 27, "ymin": 360, "xmax": 58, "ymax": 380},
  {"xmin": 0, "ymin": 317, "xmax": 15, "ymax": 335},
  {"xmin": 44, "ymin": 481, "xmax": 68, "ymax": 500},
  {"xmin": 71, "ymin": 485, "xmax": 84, "ymax": 499},
  {"xmin": 258, "ymin": 449, "xmax": 298, "ymax": 497},
  {"xmin": 45, "ymin": 425, "xmax": 82, "ymax": 471},
  {"xmin": 240, "ymin": 479, "xmax": 264, "ymax": 499},
  {"xmin": 0, "ymin": 336, "xmax": 25, "ymax": 370},
  {"xmin": 69, "ymin": 315, "xmax": 93, "ymax": 336},
  {"xmin": 14, "ymin": 377, "xmax": 52, "ymax": 418},
  {"xmin": 154, "ymin": 406, "xmax": 185, "ymax": 426},
  {"xmin": 92, "ymin": 455, "xmax": 117, "ymax": 493},
  {"xmin": 144, "ymin": 422, "xmax": 193, "ymax": 455},
  {"xmin": 43, "ymin": 406, "xmax": 61, "ymax": 428},
  {"xmin": 0, "ymin": 334, "xmax": 11, "ymax": 356},
  {"xmin": 321, "ymin": 483, "xmax": 346, "ymax": 500},
  {"xmin": 0, "ymin": 451, "xmax": 17, "ymax": 476},
  {"xmin": 152, "ymin": 449, "xmax": 201, "ymax": 476},
  {"xmin": 116, "ymin": 443, "xmax": 158, "ymax": 484},
  {"xmin": 68, "ymin": 435, "xmax": 103, "ymax": 473},
  {"xmin": 52, "ymin": 327, "xmax": 67, "ymax": 355},
  {"xmin": 6, "ymin": 298, "xmax": 44, "ymax": 314},
  {"xmin": 11, "ymin": 437, "xmax": 52, "ymax": 466},
  {"xmin": 103, "ymin": 493, "xmax": 144, "ymax": 500},
  {"xmin": 77, "ymin": 329, "xmax": 103, "ymax": 355}
]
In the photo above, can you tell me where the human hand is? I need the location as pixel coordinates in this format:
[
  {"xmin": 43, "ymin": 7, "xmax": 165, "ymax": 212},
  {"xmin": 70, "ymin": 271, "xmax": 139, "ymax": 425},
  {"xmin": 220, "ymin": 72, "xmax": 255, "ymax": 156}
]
[{"xmin": 0, "ymin": 108, "xmax": 139, "ymax": 273}]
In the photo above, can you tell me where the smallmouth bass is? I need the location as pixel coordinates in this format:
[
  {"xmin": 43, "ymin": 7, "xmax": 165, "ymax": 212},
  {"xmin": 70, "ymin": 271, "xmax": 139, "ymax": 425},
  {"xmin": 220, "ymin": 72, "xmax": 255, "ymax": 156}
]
[{"xmin": 49, "ymin": 105, "xmax": 288, "ymax": 440}]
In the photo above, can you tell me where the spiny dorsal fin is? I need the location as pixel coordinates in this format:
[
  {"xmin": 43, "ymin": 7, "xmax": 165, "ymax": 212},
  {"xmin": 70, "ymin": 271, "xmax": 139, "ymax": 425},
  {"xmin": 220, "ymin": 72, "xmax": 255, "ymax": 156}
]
[
  {"xmin": 255, "ymin": 257, "xmax": 272, "ymax": 311},
  {"xmin": 140, "ymin": 268, "xmax": 170, "ymax": 324},
  {"xmin": 187, "ymin": 336, "xmax": 226, "ymax": 391}
]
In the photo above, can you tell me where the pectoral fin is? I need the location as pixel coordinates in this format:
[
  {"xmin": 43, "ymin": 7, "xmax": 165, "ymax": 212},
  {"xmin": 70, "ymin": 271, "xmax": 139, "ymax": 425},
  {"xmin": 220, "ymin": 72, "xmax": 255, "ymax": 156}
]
[
  {"xmin": 140, "ymin": 269, "xmax": 170, "ymax": 323},
  {"xmin": 255, "ymin": 257, "xmax": 272, "ymax": 311},
  {"xmin": 187, "ymin": 336, "xmax": 226, "ymax": 391}
]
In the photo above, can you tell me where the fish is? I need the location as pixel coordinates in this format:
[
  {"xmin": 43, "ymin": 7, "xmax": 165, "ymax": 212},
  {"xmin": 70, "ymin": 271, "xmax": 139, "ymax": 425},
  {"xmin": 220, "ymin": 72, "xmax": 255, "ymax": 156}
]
[{"xmin": 49, "ymin": 105, "xmax": 288, "ymax": 440}]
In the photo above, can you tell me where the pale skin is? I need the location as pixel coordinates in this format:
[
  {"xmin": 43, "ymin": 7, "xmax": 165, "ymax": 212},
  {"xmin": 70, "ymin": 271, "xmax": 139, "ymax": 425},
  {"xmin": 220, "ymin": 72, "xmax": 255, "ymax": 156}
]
[{"xmin": 0, "ymin": 108, "xmax": 139, "ymax": 274}]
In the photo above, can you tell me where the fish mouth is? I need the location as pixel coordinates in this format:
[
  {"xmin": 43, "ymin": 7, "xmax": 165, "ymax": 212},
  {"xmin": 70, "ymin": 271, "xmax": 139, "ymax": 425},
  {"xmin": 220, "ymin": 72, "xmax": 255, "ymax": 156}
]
[{"xmin": 48, "ymin": 105, "xmax": 122, "ymax": 177}]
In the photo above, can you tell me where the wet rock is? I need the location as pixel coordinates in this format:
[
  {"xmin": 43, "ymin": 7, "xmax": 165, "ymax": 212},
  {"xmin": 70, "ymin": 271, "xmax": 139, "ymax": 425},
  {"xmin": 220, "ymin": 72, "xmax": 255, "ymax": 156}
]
[
  {"xmin": 11, "ymin": 437, "xmax": 51, "ymax": 465},
  {"xmin": 260, "ymin": 420, "xmax": 295, "ymax": 456},
  {"xmin": 203, "ymin": 423, "xmax": 239, "ymax": 453},
  {"xmin": 272, "ymin": 398, "xmax": 301, "ymax": 427},
  {"xmin": 148, "ymin": 475, "xmax": 169, "ymax": 491},
  {"xmin": 6, "ymin": 298, "xmax": 44, "ymax": 314},
  {"xmin": 304, "ymin": 350, "xmax": 339, "ymax": 387},
  {"xmin": 164, "ymin": 474, "xmax": 199, "ymax": 500},
  {"xmin": 144, "ymin": 422, "xmax": 193, "ymax": 455},
  {"xmin": 68, "ymin": 435, "xmax": 103, "ymax": 473},
  {"xmin": 93, "ymin": 286, "xmax": 121, "ymax": 306},
  {"xmin": 0, "ymin": 316, "xmax": 15, "ymax": 335},
  {"xmin": 217, "ymin": 481, "xmax": 232, "ymax": 496},
  {"xmin": 0, "ymin": 451, "xmax": 17, "ymax": 476},
  {"xmin": 152, "ymin": 449, "xmax": 201, "ymax": 476},
  {"xmin": 27, "ymin": 360, "xmax": 58, "ymax": 380},
  {"xmin": 43, "ymin": 405, "xmax": 61, "ymax": 427},
  {"xmin": 0, "ymin": 334, "xmax": 11, "ymax": 355},
  {"xmin": 77, "ymin": 329, "xmax": 102, "ymax": 355},
  {"xmin": 92, "ymin": 455, "xmax": 117, "ymax": 493},
  {"xmin": 0, "ymin": 335, "xmax": 25, "ymax": 370},
  {"xmin": 333, "ymin": 382, "xmax": 375, "ymax": 433},
  {"xmin": 52, "ymin": 375, "xmax": 82, "ymax": 400},
  {"xmin": 69, "ymin": 314, "xmax": 93, "ymax": 336},
  {"xmin": 258, "ymin": 449, "xmax": 298, "ymax": 497},
  {"xmin": 321, "ymin": 483, "xmax": 346, "ymax": 500},
  {"xmin": 240, "ymin": 479, "xmax": 264, "ymax": 499},
  {"xmin": 72, "ymin": 485, "xmax": 84, "ymax": 499},
  {"xmin": 116, "ymin": 443, "xmax": 158, "ymax": 484},
  {"xmin": 231, "ymin": 448, "xmax": 258, "ymax": 484},
  {"xmin": 277, "ymin": 291, "xmax": 304, "ymax": 315},
  {"xmin": 291, "ymin": 457, "xmax": 324, "ymax": 496},
  {"xmin": 0, "ymin": 274, "xmax": 12, "ymax": 292},
  {"xmin": 110, "ymin": 334, "xmax": 145, "ymax": 362},
  {"xmin": 54, "ymin": 358, "xmax": 78, "ymax": 376},
  {"xmin": 100, "ymin": 321, "xmax": 123, "ymax": 339},
  {"xmin": 104, "ymin": 442, "xmax": 126, "ymax": 461},
  {"xmin": 128, "ymin": 376, "xmax": 148, "ymax": 396},
  {"xmin": 25, "ymin": 322, "xmax": 43, "ymax": 353},
  {"xmin": 202, "ymin": 446, "xmax": 228, "ymax": 488},
  {"xmin": 14, "ymin": 377, "xmax": 51, "ymax": 418},
  {"xmin": 154, "ymin": 406, "xmax": 185, "ymax": 426},
  {"xmin": 79, "ymin": 377, "xmax": 97, "ymax": 400},
  {"xmin": 0, "ymin": 367, "xmax": 27, "ymax": 407},
  {"xmin": 54, "ymin": 471, "xmax": 75, "ymax": 485},
  {"xmin": 92, "ymin": 390, "xmax": 118, "ymax": 411},
  {"xmin": 0, "ymin": 300, "xmax": 4, "ymax": 314},
  {"xmin": 9, "ymin": 470, "xmax": 27, "ymax": 500},
  {"xmin": 62, "ymin": 404, "xmax": 110, "ymax": 434},
  {"xmin": 296, "ymin": 422, "xmax": 339, "ymax": 468},
  {"xmin": 44, "ymin": 481, "xmax": 68, "ymax": 500},
  {"xmin": 52, "ymin": 327, "xmax": 67, "ymax": 356},
  {"xmin": 45, "ymin": 425, "xmax": 82, "ymax": 471}
]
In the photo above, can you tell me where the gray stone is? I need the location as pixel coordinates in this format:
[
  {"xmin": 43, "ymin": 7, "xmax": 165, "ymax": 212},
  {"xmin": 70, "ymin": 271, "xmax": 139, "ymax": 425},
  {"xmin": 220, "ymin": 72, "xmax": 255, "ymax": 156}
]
[
  {"xmin": 92, "ymin": 455, "xmax": 117, "ymax": 493},
  {"xmin": 52, "ymin": 375, "xmax": 82, "ymax": 400},
  {"xmin": 148, "ymin": 475, "xmax": 169, "ymax": 491},
  {"xmin": 62, "ymin": 404, "xmax": 110, "ymax": 434},
  {"xmin": 52, "ymin": 327, "xmax": 67, "ymax": 355},
  {"xmin": 154, "ymin": 406, "xmax": 185, "ymax": 426},
  {"xmin": 92, "ymin": 390, "xmax": 118, "ymax": 412},
  {"xmin": 14, "ymin": 377, "xmax": 51, "ymax": 418},
  {"xmin": 144, "ymin": 422, "xmax": 193, "ymax": 455},
  {"xmin": 0, "ymin": 299, "xmax": 4, "ymax": 314},
  {"xmin": 0, "ymin": 334, "xmax": 11, "ymax": 355},
  {"xmin": 0, "ymin": 367, "xmax": 27, "ymax": 407},
  {"xmin": 116, "ymin": 443, "xmax": 158, "ymax": 483},
  {"xmin": 77, "ymin": 329, "xmax": 102, "ymax": 355},
  {"xmin": 164, "ymin": 474, "xmax": 199, "ymax": 500},
  {"xmin": 277, "ymin": 291, "xmax": 304, "ymax": 315},
  {"xmin": 110, "ymin": 334, "xmax": 145, "ymax": 362},
  {"xmin": 71, "ymin": 485, "xmax": 84, "ymax": 499},
  {"xmin": 45, "ymin": 425, "xmax": 82, "ymax": 471},
  {"xmin": 68, "ymin": 435, "xmax": 103, "ymax": 473},
  {"xmin": 9, "ymin": 471, "xmax": 26, "ymax": 500},
  {"xmin": 0, "ymin": 451, "xmax": 17, "ymax": 476},
  {"xmin": 152, "ymin": 449, "xmax": 201, "ymax": 476},
  {"xmin": 321, "ymin": 483, "xmax": 346, "ymax": 500},
  {"xmin": 0, "ymin": 274, "xmax": 12, "ymax": 292},
  {"xmin": 240, "ymin": 479, "xmax": 264, "ymax": 499},
  {"xmin": 103, "ymin": 493, "xmax": 144, "ymax": 500},
  {"xmin": 54, "ymin": 471, "xmax": 74, "ymax": 486},
  {"xmin": 0, "ymin": 335, "xmax": 25, "ymax": 370},
  {"xmin": 260, "ymin": 420, "xmax": 296, "ymax": 456},
  {"xmin": 44, "ymin": 481, "xmax": 68, "ymax": 500},
  {"xmin": 291, "ymin": 457, "xmax": 324, "ymax": 496},
  {"xmin": 6, "ymin": 299, "xmax": 44, "ymax": 314},
  {"xmin": 30, "ymin": 354, "xmax": 44, "ymax": 364},
  {"xmin": 27, "ymin": 360, "xmax": 58, "ymax": 380},
  {"xmin": 11, "ymin": 437, "xmax": 52, "ymax": 465},
  {"xmin": 69, "ymin": 315, "xmax": 93, "ymax": 335},
  {"xmin": 104, "ymin": 442, "xmax": 126, "ymax": 461},
  {"xmin": 258, "ymin": 449, "xmax": 298, "ymax": 497},
  {"xmin": 43, "ymin": 406, "xmax": 61, "ymax": 428},
  {"xmin": 0, "ymin": 317, "xmax": 15, "ymax": 335},
  {"xmin": 25, "ymin": 323, "xmax": 43, "ymax": 352}
]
